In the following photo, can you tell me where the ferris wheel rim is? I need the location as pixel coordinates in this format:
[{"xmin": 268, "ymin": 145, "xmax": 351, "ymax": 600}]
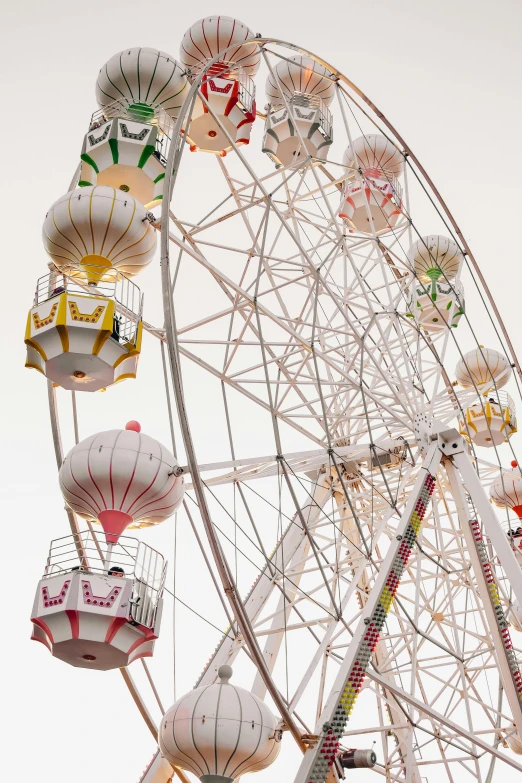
[
  {"xmin": 156, "ymin": 35, "xmax": 452, "ymax": 762},
  {"xmin": 40, "ymin": 33, "xmax": 522, "ymax": 783},
  {"xmin": 156, "ymin": 35, "xmax": 522, "ymax": 777}
]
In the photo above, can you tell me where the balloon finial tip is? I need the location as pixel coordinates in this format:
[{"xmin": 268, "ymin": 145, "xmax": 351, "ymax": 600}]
[
  {"xmin": 126, "ymin": 420, "xmax": 141, "ymax": 432},
  {"xmin": 218, "ymin": 665, "xmax": 233, "ymax": 683}
]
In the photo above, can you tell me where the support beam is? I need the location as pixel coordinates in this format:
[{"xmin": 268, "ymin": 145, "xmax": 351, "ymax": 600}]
[
  {"xmin": 294, "ymin": 441, "xmax": 441, "ymax": 783},
  {"xmin": 120, "ymin": 668, "xmax": 189, "ymax": 783},
  {"xmin": 454, "ymin": 450, "xmax": 522, "ymax": 612},
  {"xmin": 366, "ymin": 669, "xmax": 522, "ymax": 775},
  {"xmin": 196, "ymin": 483, "xmax": 331, "ymax": 687},
  {"xmin": 447, "ymin": 451, "xmax": 522, "ymax": 737}
]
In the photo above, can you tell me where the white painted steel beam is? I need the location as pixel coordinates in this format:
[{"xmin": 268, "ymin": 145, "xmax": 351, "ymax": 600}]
[
  {"xmin": 366, "ymin": 669, "xmax": 522, "ymax": 775},
  {"xmin": 454, "ymin": 450, "xmax": 522, "ymax": 612},
  {"xmin": 293, "ymin": 441, "xmax": 442, "ymax": 783}
]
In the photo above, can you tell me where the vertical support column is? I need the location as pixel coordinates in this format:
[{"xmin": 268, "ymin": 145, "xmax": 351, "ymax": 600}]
[
  {"xmin": 251, "ymin": 484, "xmax": 329, "ymax": 699},
  {"xmin": 294, "ymin": 442, "xmax": 441, "ymax": 783},
  {"xmin": 453, "ymin": 450, "xmax": 522, "ymax": 612},
  {"xmin": 447, "ymin": 452, "xmax": 522, "ymax": 729}
]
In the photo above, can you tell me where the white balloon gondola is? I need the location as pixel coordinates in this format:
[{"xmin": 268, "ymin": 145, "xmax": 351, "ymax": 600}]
[
  {"xmin": 96, "ymin": 47, "xmax": 189, "ymax": 125},
  {"xmin": 58, "ymin": 421, "xmax": 184, "ymax": 540},
  {"xmin": 25, "ymin": 264, "xmax": 143, "ymax": 391},
  {"xmin": 92, "ymin": 48, "xmax": 188, "ymax": 207},
  {"xmin": 506, "ymin": 727, "xmax": 522, "ymax": 754},
  {"xmin": 339, "ymin": 134, "xmax": 404, "ymax": 233},
  {"xmin": 263, "ymin": 56, "xmax": 334, "ymax": 167},
  {"xmin": 490, "ymin": 463, "xmax": 522, "ymax": 594},
  {"xmin": 455, "ymin": 347, "xmax": 516, "ymax": 447},
  {"xmin": 490, "ymin": 463, "xmax": 522, "ymax": 520},
  {"xmin": 42, "ymin": 186, "xmax": 157, "ymax": 284},
  {"xmin": 31, "ymin": 421, "xmax": 183, "ymax": 670},
  {"xmin": 31, "ymin": 530, "xmax": 167, "ymax": 670},
  {"xmin": 456, "ymin": 346, "xmax": 512, "ymax": 391},
  {"xmin": 458, "ymin": 390, "xmax": 517, "ymax": 447},
  {"xmin": 406, "ymin": 236, "xmax": 465, "ymax": 331},
  {"xmin": 180, "ymin": 16, "xmax": 260, "ymax": 155},
  {"xmin": 80, "ymin": 98, "xmax": 174, "ymax": 209},
  {"xmin": 159, "ymin": 665, "xmax": 281, "ymax": 782}
]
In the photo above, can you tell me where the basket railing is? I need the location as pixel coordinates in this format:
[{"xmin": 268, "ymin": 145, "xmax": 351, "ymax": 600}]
[
  {"xmin": 88, "ymin": 98, "xmax": 175, "ymax": 164},
  {"xmin": 33, "ymin": 265, "xmax": 143, "ymax": 345},
  {"xmin": 267, "ymin": 92, "xmax": 333, "ymax": 141},
  {"xmin": 42, "ymin": 531, "xmax": 166, "ymax": 628}
]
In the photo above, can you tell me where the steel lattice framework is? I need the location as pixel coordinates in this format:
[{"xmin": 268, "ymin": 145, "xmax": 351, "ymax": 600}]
[{"xmin": 45, "ymin": 38, "xmax": 522, "ymax": 783}]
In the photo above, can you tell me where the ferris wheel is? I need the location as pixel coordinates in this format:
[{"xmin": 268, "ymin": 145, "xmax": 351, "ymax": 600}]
[{"xmin": 26, "ymin": 15, "xmax": 522, "ymax": 783}]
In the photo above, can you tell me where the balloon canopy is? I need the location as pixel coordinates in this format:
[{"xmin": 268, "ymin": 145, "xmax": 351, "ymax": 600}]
[
  {"xmin": 408, "ymin": 235, "xmax": 463, "ymax": 282},
  {"xmin": 96, "ymin": 47, "xmax": 189, "ymax": 122},
  {"xmin": 42, "ymin": 186, "xmax": 157, "ymax": 284},
  {"xmin": 266, "ymin": 56, "xmax": 335, "ymax": 107},
  {"xmin": 455, "ymin": 347, "xmax": 512, "ymax": 392},
  {"xmin": 490, "ymin": 466, "xmax": 522, "ymax": 520},
  {"xmin": 180, "ymin": 16, "xmax": 260, "ymax": 77},
  {"xmin": 343, "ymin": 134, "xmax": 404, "ymax": 178},
  {"xmin": 59, "ymin": 421, "xmax": 184, "ymax": 542},
  {"xmin": 159, "ymin": 665, "xmax": 280, "ymax": 781}
]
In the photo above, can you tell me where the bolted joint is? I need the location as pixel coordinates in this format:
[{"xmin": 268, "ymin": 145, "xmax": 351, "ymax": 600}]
[{"xmin": 437, "ymin": 426, "xmax": 465, "ymax": 455}]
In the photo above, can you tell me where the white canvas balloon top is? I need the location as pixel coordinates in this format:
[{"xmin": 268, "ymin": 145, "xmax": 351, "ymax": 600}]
[
  {"xmin": 408, "ymin": 235, "xmax": 463, "ymax": 282},
  {"xmin": 159, "ymin": 666, "xmax": 280, "ymax": 782},
  {"xmin": 265, "ymin": 56, "xmax": 335, "ymax": 107},
  {"xmin": 343, "ymin": 134, "xmax": 404, "ymax": 177},
  {"xmin": 180, "ymin": 16, "xmax": 260, "ymax": 76},
  {"xmin": 455, "ymin": 347, "xmax": 512, "ymax": 390},
  {"xmin": 42, "ymin": 186, "xmax": 157, "ymax": 281},
  {"xmin": 96, "ymin": 47, "xmax": 189, "ymax": 120},
  {"xmin": 59, "ymin": 422, "xmax": 184, "ymax": 542},
  {"xmin": 490, "ymin": 465, "xmax": 522, "ymax": 513}
]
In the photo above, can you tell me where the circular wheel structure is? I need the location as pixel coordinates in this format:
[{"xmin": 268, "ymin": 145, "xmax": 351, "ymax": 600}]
[{"xmin": 31, "ymin": 25, "xmax": 522, "ymax": 783}]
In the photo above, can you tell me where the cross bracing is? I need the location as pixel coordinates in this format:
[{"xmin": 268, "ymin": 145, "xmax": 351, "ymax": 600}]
[{"xmin": 42, "ymin": 38, "xmax": 522, "ymax": 783}]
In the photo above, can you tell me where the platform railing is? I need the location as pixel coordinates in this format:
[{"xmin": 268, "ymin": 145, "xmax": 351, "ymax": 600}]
[
  {"xmin": 88, "ymin": 97, "xmax": 175, "ymax": 163},
  {"xmin": 343, "ymin": 168, "xmax": 403, "ymax": 204},
  {"xmin": 132, "ymin": 542, "xmax": 167, "ymax": 627},
  {"xmin": 410, "ymin": 278, "xmax": 465, "ymax": 300},
  {"xmin": 268, "ymin": 92, "xmax": 333, "ymax": 141},
  {"xmin": 42, "ymin": 531, "xmax": 166, "ymax": 628},
  {"xmin": 236, "ymin": 68, "xmax": 255, "ymax": 115},
  {"xmin": 33, "ymin": 265, "xmax": 143, "ymax": 345},
  {"xmin": 479, "ymin": 389, "xmax": 517, "ymax": 421},
  {"xmin": 458, "ymin": 389, "xmax": 517, "ymax": 435},
  {"xmin": 194, "ymin": 63, "xmax": 256, "ymax": 115}
]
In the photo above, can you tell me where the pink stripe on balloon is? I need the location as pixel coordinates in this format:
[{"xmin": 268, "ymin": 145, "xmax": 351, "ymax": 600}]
[
  {"xmin": 118, "ymin": 432, "xmax": 141, "ymax": 511},
  {"xmin": 201, "ymin": 18, "xmax": 213, "ymax": 59},
  {"xmin": 132, "ymin": 479, "xmax": 177, "ymax": 515},
  {"xmin": 68, "ymin": 463, "xmax": 102, "ymax": 515},
  {"xmin": 126, "ymin": 459, "xmax": 162, "ymax": 514},
  {"xmin": 136, "ymin": 500, "xmax": 181, "ymax": 516},
  {"xmin": 87, "ymin": 439, "xmax": 107, "ymax": 510}
]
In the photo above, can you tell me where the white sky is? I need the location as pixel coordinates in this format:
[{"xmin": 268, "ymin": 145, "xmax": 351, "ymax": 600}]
[{"xmin": 2, "ymin": 1, "xmax": 522, "ymax": 781}]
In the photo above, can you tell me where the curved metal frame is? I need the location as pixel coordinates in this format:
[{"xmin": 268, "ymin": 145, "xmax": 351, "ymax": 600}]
[
  {"xmin": 159, "ymin": 36, "xmax": 522, "ymax": 757},
  {"xmin": 42, "ymin": 36, "xmax": 522, "ymax": 783}
]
